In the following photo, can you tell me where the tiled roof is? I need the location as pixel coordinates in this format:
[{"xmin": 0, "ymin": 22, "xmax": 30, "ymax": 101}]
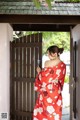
[{"xmin": 0, "ymin": 1, "xmax": 80, "ymax": 15}]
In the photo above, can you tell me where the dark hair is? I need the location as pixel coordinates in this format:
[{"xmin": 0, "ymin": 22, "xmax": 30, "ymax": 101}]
[{"xmin": 47, "ymin": 45, "xmax": 64, "ymax": 56}]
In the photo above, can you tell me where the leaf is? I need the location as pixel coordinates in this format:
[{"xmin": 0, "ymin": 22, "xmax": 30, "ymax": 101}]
[
  {"xmin": 46, "ymin": 0, "xmax": 51, "ymax": 8},
  {"xmin": 33, "ymin": 0, "xmax": 40, "ymax": 8}
]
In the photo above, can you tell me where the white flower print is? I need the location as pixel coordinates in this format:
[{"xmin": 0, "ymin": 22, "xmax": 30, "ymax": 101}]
[
  {"xmin": 41, "ymin": 82, "xmax": 47, "ymax": 91},
  {"xmin": 33, "ymin": 117, "xmax": 38, "ymax": 120},
  {"xmin": 52, "ymin": 79, "xmax": 58, "ymax": 85},
  {"xmin": 41, "ymin": 82, "xmax": 46, "ymax": 91},
  {"xmin": 47, "ymin": 84, "xmax": 53, "ymax": 89},
  {"xmin": 50, "ymin": 91, "xmax": 53, "ymax": 93},
  {"xmin": 54, "ymin": 96, "xmax": 58, "ymax": 99},
  {"xmin": 34, "ymin": 108, "xmax": 38, "ymax": 116},
  {"xmin": 57, "ymin": 100, "xmax": 61, "ymax": 106},
  {"xmin": 34, "ymin": 86, "xmax": 38, "ymax": 91},
  {"xmin": 47, "ymin": 106, "xmax": 55, "ymax": 114},
  {"xmin": 49, "ymin": 77, "xmax": 53, "ymax": 83},
  {"xmin": 56, "ymin": 69, "xmax": 61, "ymax": 76},
  {"xmin": 40, "ymin": 94, "xmax": 43, "ymax": 101},
  {"xmin": 53, "ymin": 112, "xmax": 56, "ymax": 116},
  {"xmin": 41, "ymin": 87, "xmax": 46, "ymax": 91},
  {"xmin": 43, "ymin": 118, "xmax": 48, "ymax": 120},
  {"xmin": 38, "ymin": 107, "xmax": 43, "ymax": 114},
  {"xmin": 42, "ymin": 82, "xmax": 46, "ymax": 88},
  {"xmin": 50, "ymin": 115, "xmax": 52, "ymax": 117},
  {"xmin": 45, "ymin": 72, "xmax": 49, "ymax": 76},
  {"xmin": 54, "ymin": 114, "xmax": 59, "ymax": 120},
  {"xmin": 47, "ymin": 97, "xmax": 53, "ymax": 103},
  {"xmin": 58, "ymin": 89, "xmax": 61, "ymax": 94}
]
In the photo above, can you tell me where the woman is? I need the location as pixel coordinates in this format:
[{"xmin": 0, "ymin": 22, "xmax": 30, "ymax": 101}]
[{"xmin": 33, "ymin": 45, "xmax": 66, "ymax": 120}]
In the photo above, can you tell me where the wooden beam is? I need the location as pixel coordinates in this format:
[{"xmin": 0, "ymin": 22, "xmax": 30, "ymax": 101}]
[
  {"xmin": 0, "ymin": 14, "xmax": 80, "ymax": 24},
  {"xmin": 12, "ymin": 24, "xmax": 75, "ymax": 31}
]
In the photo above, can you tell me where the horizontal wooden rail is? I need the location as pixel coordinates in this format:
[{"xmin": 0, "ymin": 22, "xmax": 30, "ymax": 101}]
[
  {"xmin": 12, "ymin": 110, "xmax": 33, "ymax": 117},
  {"xmin": 12, "ymin": 42, "xmax": 42, "ymax": 47},
  {"xmin": 13, "ymin": 77, "xmax": 35, "ymax": 82}
]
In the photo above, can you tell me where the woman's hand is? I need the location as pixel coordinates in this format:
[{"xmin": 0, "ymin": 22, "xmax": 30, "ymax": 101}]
[{"xmin": 36, "ymin": 66, "xmax": 41, "ymax": 74}]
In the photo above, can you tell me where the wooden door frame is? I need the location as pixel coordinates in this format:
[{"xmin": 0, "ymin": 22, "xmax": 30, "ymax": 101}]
[{"xmin": 0, "ymin": 14, "xmax": 80, "ymax": 32}]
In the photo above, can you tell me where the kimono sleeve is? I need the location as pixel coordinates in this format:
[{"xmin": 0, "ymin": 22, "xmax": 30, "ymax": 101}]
[
  {"xmin": 57, "ymin": 63, "xmax": 66, "ymax": 90},
  {"xmin": 34, "ymin": 72, "xmax": 42, "ymax": 92}
]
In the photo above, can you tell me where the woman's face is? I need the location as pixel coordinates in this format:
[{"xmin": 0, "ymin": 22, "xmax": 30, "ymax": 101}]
[{"xmin": 47, "ymin": 51, "xmax": 57, "ymax": 60}]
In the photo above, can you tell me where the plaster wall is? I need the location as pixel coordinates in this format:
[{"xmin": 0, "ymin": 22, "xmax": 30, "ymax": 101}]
[{"xmin": 0, "ymin": 23, "xmax": 13, "ymax": 120}]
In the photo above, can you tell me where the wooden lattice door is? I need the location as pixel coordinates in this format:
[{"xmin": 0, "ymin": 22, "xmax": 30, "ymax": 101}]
[{"xmin": 10, "ymin": 33, "xmax": 42, "ymax": 120}]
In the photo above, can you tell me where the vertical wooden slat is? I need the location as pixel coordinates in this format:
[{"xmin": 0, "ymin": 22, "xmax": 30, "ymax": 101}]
[
  {"xmin": 31, "ymin": 83, "xmax": 35, "ymax": 111},
  {"xmin": 16, "ymin": 47, "xmax": 18, "ymax": 111},
  {"xmin": 16, "ymin": 48, "xmax": 18, "ymax": 77},
  {"xmin": 31, "ymin": 34, "xmax": 35, "ymax": 78},
  {"xmin": 10, "ymin": 42, "xmax": 15, "ymax": 120},
  {"xmin": 18, "ymin": 81, "xmax": 20, "ymax": 110},
  {"xmin": 16, "ymin": 39, "xmax": 20, "ymax": 120},
  {"xmin": 31, "ymin": 34, "xmax": 35, "ymax": 43},
  {"xmin": 18, "ymin": 46, "xmax": 21, "ymax": 111},
  {"xmin": 23, "ymin": 36, "xmax": 27, "ymax": 119},
  {"xmin": 27, "ymin": 35, "xmax": 31, "ymax": 113},
  {"xmin": 27, "ymin": 83, "xmax": 30, "ymax": 112},
  {"xmin": 31, "ymin": 48, "xmax": 35, "ymax": 77},
  {"xmin": 20, "ymin": 39, "xmax": 22, "ymax": 98},
  {"xmin": 23, "ymin": 82, "xmax": 26, "ymax": 111},
  {"xmin": 19, "ymin": 81, "xmax": 23, "ymax": 120},
  {"xmin": 20, "ymin": 38, "xmax": 22, "ymax": 77},
  {"xmin": 23, "ymin": 36, "xmax": 26, "ymax": 78},
  {"xmin": 27, "ymin": 79, "xmax": 30, "ymax": 113},
  {"xmin": 23, "ymin": 84, "xmax": 26, "ymax": 120},
  {"xmin": 27, "ymin": 48, "xmax": 30, "ymax": 78},
  {"xmin": 39, "ymin": 33, "xmax": 42, "ymax": 68},
  {"xmin": 27, "ymin": 36, "xmax": 30, "ymax": 78},
  {"xmin": 34, "ymin": 34, "xmax": 39, "ymax": 69},
  {"xmin": 34, "ymin": 34, "xmax": 39, "ymax": 105},
  {"xmin": 30, "ymin": 35, "xmax": 34, "ymax": 113},
  {"xmin": 19, "ymin": 37, "xmax": 23, "ymax": 120},
  {"xmin": 12, "ymin": 47, "xmax": 15, "ymax": 114}
]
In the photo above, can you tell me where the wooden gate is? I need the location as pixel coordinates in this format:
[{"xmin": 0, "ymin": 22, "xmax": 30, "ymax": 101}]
[{"xmin": 10, "ymin": 33, "xmax": 42, "ymax": 120}]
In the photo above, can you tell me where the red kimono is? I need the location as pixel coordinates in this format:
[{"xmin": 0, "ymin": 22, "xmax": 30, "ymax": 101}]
[{"xmin": 33, "ymin": 61, "xmax": 66, "ymax": 120}]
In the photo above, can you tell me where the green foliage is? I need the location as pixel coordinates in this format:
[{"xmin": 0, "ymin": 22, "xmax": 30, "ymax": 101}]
[
  {"xmin": 42, "ymin": 32, "xmax": 70, "ymax": 54},
  {"xmin": 65, "ymin": 75, "xmax": 69, "ymax": 83},
  {"xmin": 23, "ymin": 31, "xmax": 39, "ymax": 36},
  {"xmin": 33, "ymin": 0, "xmax": 80, "ymax": 9},
  {"xmin": 64, "ymin": 0, "xmax": 80, "ymax": 2},
  {"xmin": 45, "ymin": 0, "xmax": 51, "ymax": 8},
  {"xmin": 33, "ymin": 0, "xmax": 53, "ymax": 8},
  {"xmin": 33, "ymin": 0, "xmax": 40, "ymax": 8}
]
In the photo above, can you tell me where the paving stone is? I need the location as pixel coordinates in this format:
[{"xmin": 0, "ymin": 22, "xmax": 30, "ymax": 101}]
[{"xmin": 62, "ymin": 115, "xmax": 70, "ymax": 120}]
